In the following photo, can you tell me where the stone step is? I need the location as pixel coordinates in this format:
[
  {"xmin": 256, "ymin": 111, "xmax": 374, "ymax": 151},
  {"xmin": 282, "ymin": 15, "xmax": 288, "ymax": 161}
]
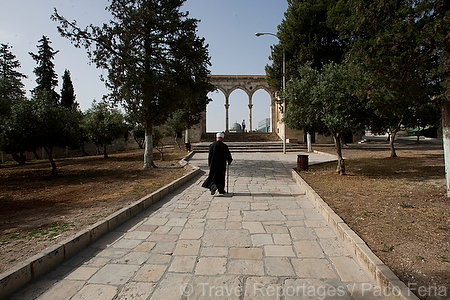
[
  {"xmin": 192, "ymin": 142, "xmax": 306, "ymax": 153},
  {"xmin": 201, "ymin": 132, "xmax": 281, "ymax": 143}
]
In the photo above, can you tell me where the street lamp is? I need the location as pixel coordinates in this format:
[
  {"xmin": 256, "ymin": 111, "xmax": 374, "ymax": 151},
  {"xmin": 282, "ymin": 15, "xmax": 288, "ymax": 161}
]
[{"xmin": 255, "ymin": 32, "xmax": 286, "ymax": 154}]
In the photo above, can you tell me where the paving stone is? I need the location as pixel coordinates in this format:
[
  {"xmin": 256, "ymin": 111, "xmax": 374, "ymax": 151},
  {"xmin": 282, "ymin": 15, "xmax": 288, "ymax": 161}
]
[
  {"xmin": 179, "ymin": 228, "xmax": 204, "ymax": 239},
  {"xmin": 173, "ymin": 240, "xmax": 201, "ymax": 255},
  {"xmin": 185, "ymin": 218, "xmax": 206, "ymax": 228},
  {"xmin": 347, "ymin": 283, "xmax": 391, "ymax": 300},
  {"xmin": 293, "ymin": 240, "xmax": 325, "ymax": 258},
  {"xmin": 264, "ymin": 257, "xmax": 295, "ymax": 277},
  {"xmin": 135, "ymin": 224, "xmax": 158, "ymax": 232},
  {"xmin": 89, "ymin": 264, "xmax": 140, "ymax": 285},
  {"xmin": 251, "ymin": 203, "xmax": 269, "ymax": 210},
  {"xmin": 291, "ymin": 258, "xmax": 337, "ymax": 279},
  {"xmin": 203, "ymin": 229, "xmax": 252, "ymax": 247},
  {"xmin": 147, "ymin": 233, "xmax": 178, "ymax": 242},
  {"xmin": 168, "ymin": 226, "xmax": 183, "ymax": 235},
  {"xmin": 189, "ymin": 275, "xmax": 243, "ymax": 299},
  {"xmin": 229, "ymin": 202, "xmax": 251, "ymax": 210},
  {"xmin": 230, "ymin": 247, "xmax": 263, "ymax": 259},
  {"xmin": 133, "ymin": 241, "xmax": 156, "ymax": 252},
  {"xmin": 320, "ymin": 238, "xmax": 352, "ymax": 257},
  {"xmin": 283, "ymin": 278, "xmax": 351, "ymax": 300},
  {"xmin": 71, "ymin": 284, "xmax": 118, "ymax": 300},
  {"xmin": 168, "ymin": 256, "xmax": 197, "ymax": 273},
  {"xmin": 289, "ymin": 227, "xmax": 317, "ymax": 240},
  {"xmin": 153, "ymin": 225, "xmax": 172, "ymax": 234},
  {"xmin": 96, "ymin": 248, "xmax": 129, "ymax": 259},
  {"xmin": 242, "ymin": 210, "xmax": 287, "ymax": 222},
  {"xmin": 242, "ymin": 221, "xmax": 266, "ymax": 233},
  {"xmin": 195, "ymin": 257, "xmax": 227, "ymax": 275},
  {"xmin": 116, "ymin": 282, "xmax": 156, "ymax": 300},
  {"xmin": 264, "ymin": 225, "xmax": 289, "ymax": 234},
  {"xmin": 206, "ymin": 211, "xmax": 228, "ymax": 219},
  {"xmin": 229, "ymin": 259, "xmax": 264, "ymax": 275},
  {"xmin": 113, "ymin": 251, "xmax": 152, "ymax": 265},
  {"xmin": 123, "ymin": 231, "xmax": 152, "ymax": 240},
  {"xmin": 244, "ymin": 276, "xmax": 282, "ymax": 300},
  {"xmin": 146, "ymin": 253, "xmax": 172, "ymax": 265},
  {"xmin": 264, "ymin": 245, "xmax": 296, "ymax": 257},
  {"xmin": 201, "ymin": 246, "xmax": 229, "ymax": 257},
  {"xmin": 303, "ymin": 209, "xmax": 324, "ymax": 220},
  {"xmin": 314, "ymin": 228, "xmax": 337, "ymax": 239},
  {"xmin": 65, "ymin": 266, "xmax": 99, "ymax": 280},
  {"xmin": 329, "ymin": 257, "xmax": 371, "ymax": 283},
  {"xmin": 165, "ymin": 218, "xmax": 188, "ymax": 227},
  {"xmin": 149, "ymin": 241, "xmax": 176, "ymax": 254},
  {"xmin": 133, "ymin": 264, "xmax": 167, "ymax": 282},
  {"xmin": 150, "ymin": 273, "xmax": 192, "ymax": 300},
  {"xmin": 251, "ymin": 234, "xmax": 274, "ymax": 246},
  {"xmin": 272, "ymin": 234, "xmax": 292, "ymax": 245},
  {"xmin": 112, "ymin": 239, "xmax": 142, "ymax": 249},
  {"xmin": 227, "ymin": 221, "xmax": 242, "ymax": 229},
  {"xmin": 144, "ymin": 218, "xmax": 168, "ymax": 226},
  {"xmin": 205, "ymin": 219, "xmax": 226, "ymax": 230},
  {"xmin": 37, "ymin": 280, "xmax": 85, "ymax": 300}
]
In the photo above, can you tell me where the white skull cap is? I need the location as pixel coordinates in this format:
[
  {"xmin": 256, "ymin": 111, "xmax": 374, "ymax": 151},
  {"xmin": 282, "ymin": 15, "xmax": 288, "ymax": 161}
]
[{"xmin": 216, "ymin": 132, "xmax": 225, "ymax": 138}]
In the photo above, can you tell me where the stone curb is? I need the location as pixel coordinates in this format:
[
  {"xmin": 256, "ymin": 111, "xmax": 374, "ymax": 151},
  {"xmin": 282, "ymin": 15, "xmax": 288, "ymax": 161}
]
[
  {"xmin": 291, "ymin": 169, "xmax": 420, "ymax": 300},
  {"xmin": 0, "ymin": 155, "xmax": 202, "ymax": 300}
]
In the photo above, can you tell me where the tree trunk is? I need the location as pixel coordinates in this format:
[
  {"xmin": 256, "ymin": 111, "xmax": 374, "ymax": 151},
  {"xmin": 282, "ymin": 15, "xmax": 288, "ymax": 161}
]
[
  {"xmin": 12, "ymin": 152, "xmax": 26, "ymax": 165},
  {"xmin": 143, "ymin": 120, "xmax": 156, "ymax": 168},
  {"xmin": 389, "ymin": 129, "xmax": 398, "ymax": 158},
  {"xmin": 103, "ymin": 143, "xmax": 108, "ymax": 158},
  {"xmin": 331, "ymin": 130, "xmax": 345, "ymax": 175},
  {"xmin": 442, "ymin": 101, "xmax": 450, "ymax": 197},
  {"xmin": 44, "ymin": 146, "xmax": 58, "ymax": 176}
]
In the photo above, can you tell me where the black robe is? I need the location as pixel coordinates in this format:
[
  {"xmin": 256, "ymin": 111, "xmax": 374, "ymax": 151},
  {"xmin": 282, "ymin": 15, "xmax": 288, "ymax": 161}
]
[{"xmin": 201, "ymin": 140, "xmax": 232, "ymax": 193}]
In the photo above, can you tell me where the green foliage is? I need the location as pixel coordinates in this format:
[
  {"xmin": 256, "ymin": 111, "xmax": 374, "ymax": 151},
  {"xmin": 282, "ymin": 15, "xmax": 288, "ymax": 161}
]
[
  {"xmin": 284, "ymin": 61, "xmax": 368, "ymax": 134},
  {"xmin": 60, "ymin": 69, "xmax": 77, "ymax": 109},
  {"xmin": 266, "ymin": 0, "xmax": 347, "ymax": 91},
  {"xmin": 1, "ymin": 97, "xmax": 39, "ymax": 164},
  {"xmin": 0, "ymin": 44, "xmax": 26, "ymax": 123},
  {"xmin": 283, "ymin": 61, "xmax": 369, "ymax": 173},
  {"xmin": 330, "ymin": 0, "xmax": 443, "ymax": 156},
  {"xmin": 1, "ymin": 91, "xmax": 82, "ymax": 174},
  {"xmin": 83, "ymin": 100, "xmax": 128, "ymax": 158},
  {"xmin": 29, "ymin": 36, "xmax": 60, "ymax": 103},
  {"xmin": 52, "ymin": 0, "xmax": 213, "ymax": 168}
]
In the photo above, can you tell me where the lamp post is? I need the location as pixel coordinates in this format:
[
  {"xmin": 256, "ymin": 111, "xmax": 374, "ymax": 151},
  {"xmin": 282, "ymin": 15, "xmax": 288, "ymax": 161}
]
[{"xmin": 255, "ymin": 32, "xmax": 286, "ymax": 154}]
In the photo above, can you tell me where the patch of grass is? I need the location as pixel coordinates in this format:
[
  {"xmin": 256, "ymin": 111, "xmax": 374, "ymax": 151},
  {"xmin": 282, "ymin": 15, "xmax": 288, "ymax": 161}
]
[
  {"xmin": 382, "ymin": 244, "xmax": 395, "ymax": 252},
  {"xmin": 362, "ymin": 211, "xmax": 374, "ymax": 217},
  {"xmin": 441, "ymin": 256, "xmax": 450, "ymax": 263},
  {"xmin": 25, "ymin": 223, "xmax": 74, "ymax": 241},
  {"xmin": 400, "ymin": 202, "xmax": 414, "ymax": 208}
]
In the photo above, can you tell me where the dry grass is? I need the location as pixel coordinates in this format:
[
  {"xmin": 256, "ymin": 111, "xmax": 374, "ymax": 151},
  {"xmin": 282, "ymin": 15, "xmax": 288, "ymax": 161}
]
[{"xmin": 301, "ymin": 139, "xmax": 449, "ymax": 300}]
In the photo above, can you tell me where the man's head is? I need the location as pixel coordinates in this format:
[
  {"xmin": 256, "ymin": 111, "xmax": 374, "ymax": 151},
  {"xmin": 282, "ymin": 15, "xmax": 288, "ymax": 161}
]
[{"xmin": 216, "ymin": 132, "xmax": 225, "ymax": 141}]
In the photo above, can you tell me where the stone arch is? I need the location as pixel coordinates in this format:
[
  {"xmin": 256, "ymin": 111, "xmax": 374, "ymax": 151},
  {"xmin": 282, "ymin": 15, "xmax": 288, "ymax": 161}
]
[{"xmin": 207, "ymin": 75, "xmax": 277, "ymax": 133}]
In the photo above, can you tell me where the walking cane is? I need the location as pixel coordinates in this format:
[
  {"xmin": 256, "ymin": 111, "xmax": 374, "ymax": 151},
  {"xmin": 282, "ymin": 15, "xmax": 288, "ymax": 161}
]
[{"xmin": 227, "ymin": 163, "xmax": 229, "ymax": 194}]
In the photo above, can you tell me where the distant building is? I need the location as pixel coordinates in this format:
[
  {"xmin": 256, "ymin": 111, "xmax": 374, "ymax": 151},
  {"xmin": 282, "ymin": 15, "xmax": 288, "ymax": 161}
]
[{"xmin": 257, "ymin": 118, "xmax": 270, "ymax": 132}]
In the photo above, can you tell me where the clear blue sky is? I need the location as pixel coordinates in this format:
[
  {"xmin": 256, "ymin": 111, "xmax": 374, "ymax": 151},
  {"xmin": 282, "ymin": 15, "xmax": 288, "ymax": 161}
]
[{"xmin": 0, "ymin": 0, "xmax": 288, "ymax": 132}]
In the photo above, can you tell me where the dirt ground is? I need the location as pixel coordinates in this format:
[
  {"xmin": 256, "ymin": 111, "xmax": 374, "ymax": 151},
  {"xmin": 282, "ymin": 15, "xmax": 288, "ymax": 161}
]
[
  {"xmin": 302, "ymin": 138, "xmax": 449, "ymax": 300},
  {"xmin": 1, "ymin": 140, "xmax": 449, "ymax": 300},
  {"xmin": 0, "ymin": 146, "xmax": 191, "ymax": 274}
]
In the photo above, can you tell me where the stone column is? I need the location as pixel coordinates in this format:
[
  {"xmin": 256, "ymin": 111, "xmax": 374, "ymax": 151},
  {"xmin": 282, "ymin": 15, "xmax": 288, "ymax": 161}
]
[
  {"xmin": 225, "ymin": 96, "xmax": 230, "ymax": 132},
  {"xmin": 248, "ymin": 103, "xmax": 253, "ymax": 132}
]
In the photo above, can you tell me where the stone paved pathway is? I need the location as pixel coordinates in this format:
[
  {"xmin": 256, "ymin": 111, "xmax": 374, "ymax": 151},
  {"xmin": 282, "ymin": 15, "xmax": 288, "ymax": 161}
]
[{"xmin": 8, "ymin": 152, "xmax": 390, "ymax": 300}]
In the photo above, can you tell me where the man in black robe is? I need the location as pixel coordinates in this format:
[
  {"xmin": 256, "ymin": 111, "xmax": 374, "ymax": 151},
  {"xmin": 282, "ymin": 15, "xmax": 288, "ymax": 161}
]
[{"xmin": 202, "ymin": 132, "xmax": 233, "ymax": 195}]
